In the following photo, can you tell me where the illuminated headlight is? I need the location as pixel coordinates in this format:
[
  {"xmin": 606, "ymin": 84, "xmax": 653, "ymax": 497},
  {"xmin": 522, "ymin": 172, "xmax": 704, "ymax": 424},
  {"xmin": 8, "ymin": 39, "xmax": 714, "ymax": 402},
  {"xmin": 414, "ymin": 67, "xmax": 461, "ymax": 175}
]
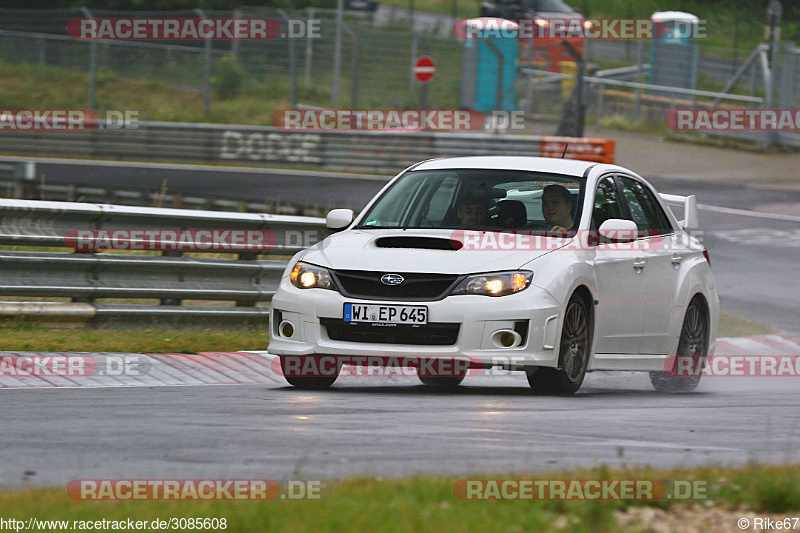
[
  {"xmin": 290, "ymin": 262, "xmax": 334, "ymax": 290},
  {"xmin": 450, "ymin": 271, "xmax": 532, "ymax": 297}
]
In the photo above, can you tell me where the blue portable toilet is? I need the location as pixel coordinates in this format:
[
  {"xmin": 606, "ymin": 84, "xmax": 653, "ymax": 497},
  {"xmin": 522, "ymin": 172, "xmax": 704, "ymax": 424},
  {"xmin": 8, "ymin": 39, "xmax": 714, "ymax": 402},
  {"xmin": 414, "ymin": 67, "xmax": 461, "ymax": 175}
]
[
  {"xmin": 460, "ymin": 18, "xmax": 518, "ymax": 111},
  {"xmin": 649, "ymin": 11, "xmax": 699, "ymax": 91}
]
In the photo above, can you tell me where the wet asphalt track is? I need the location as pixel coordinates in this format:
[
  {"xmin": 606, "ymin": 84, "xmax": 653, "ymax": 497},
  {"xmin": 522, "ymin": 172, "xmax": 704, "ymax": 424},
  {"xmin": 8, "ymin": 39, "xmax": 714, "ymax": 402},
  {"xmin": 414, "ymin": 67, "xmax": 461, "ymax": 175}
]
[
  {"xmin": 1, "ymin": 162, "xmax": 799, "ymax": 488},
  {"xmin": 2, "ymin": 371, "xmax": 799, "ymax": 488}
]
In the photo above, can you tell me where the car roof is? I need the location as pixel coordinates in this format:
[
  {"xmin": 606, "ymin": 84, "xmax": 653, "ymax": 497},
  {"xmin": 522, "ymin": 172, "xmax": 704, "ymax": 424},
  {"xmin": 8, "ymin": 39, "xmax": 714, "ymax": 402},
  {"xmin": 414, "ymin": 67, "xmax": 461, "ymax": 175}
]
[{"xmin": 411, "ymin": 156, "xmax": 599, "ymax": 176}]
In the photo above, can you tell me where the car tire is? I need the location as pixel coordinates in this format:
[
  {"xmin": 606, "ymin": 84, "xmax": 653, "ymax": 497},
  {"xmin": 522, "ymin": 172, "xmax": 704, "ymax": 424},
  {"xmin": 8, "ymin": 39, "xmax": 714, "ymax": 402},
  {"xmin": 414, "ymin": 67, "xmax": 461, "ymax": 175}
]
[
  {"xmin": 527, "ymin": 293, "xmax": 591, "ymax": 395},
  {"xmin": 280, "ymin": 356, "xmax": 339, "ymax": 389},
  {"xmin": 650, "ymin": 298, "xmax": 708, "ymax": 393},
  {"xmin": 418, "ymin": 375, "xmax": 465, "ymax": 387}
]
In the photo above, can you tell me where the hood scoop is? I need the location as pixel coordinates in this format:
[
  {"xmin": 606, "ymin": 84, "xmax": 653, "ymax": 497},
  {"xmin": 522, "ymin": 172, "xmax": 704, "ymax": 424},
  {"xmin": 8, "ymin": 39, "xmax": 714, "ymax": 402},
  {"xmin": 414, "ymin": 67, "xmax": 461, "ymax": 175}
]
[{"xmin": 374, "ymin": 236, "xmax": 462, "ymax": 251}]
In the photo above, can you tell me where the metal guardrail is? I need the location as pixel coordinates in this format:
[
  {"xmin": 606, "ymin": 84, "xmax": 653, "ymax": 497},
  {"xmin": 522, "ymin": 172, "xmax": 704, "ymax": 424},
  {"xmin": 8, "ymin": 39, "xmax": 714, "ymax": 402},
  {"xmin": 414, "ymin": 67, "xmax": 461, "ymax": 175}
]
[
  {"xmin": 0, "ymin": 121, "xmax": 616, "ymax": 171},
  {"xmin": 0, "ymin": 198, "xmax": 327, "ymax": 325},
  {"xmin": 0, "ymin": 178, "xmax": 328, "ymax": 217}
]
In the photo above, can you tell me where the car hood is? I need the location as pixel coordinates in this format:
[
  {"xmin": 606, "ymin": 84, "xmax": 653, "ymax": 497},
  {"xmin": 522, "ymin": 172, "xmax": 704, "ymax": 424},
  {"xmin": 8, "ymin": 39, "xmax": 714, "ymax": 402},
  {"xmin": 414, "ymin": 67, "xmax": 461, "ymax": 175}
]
[{"xmin": 300, "ymin": 229, "xmax": 567, "ymax": 274}]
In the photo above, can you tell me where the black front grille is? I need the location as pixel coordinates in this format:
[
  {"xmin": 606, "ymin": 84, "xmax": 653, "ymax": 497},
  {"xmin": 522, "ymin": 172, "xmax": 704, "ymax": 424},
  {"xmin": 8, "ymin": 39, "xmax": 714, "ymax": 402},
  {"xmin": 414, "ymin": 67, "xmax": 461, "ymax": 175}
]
[
  {"xmin": 321, "ymin": 319, "xmax": 460, "ymax": 346},
  {"xmin": 331, "ymin": 270, "xmax": 462, "ymax": 301}
]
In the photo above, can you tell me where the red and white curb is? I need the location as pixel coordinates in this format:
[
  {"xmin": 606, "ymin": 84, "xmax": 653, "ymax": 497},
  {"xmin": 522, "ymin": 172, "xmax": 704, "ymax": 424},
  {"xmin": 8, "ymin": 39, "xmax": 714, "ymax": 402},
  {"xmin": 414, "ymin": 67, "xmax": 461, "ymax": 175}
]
[
  {"xmin": 0, "ymin": 352, "xmax": 280, "ymax": 389},
  {"xmin": 0, "ymin": 335, "xmax": 798, "ymax": 390}
]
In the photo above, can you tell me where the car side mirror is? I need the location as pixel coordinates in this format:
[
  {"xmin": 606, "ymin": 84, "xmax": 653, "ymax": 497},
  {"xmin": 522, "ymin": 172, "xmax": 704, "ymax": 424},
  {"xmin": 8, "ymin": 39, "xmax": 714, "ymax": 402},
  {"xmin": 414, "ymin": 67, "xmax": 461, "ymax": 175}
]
[
  {"xmin": 598, "ymin": 219, "xmax": 639, "ymax": 243},
  {"xmin": 326, "ymin": 209, "xmax": 354, "ymax": 231}
]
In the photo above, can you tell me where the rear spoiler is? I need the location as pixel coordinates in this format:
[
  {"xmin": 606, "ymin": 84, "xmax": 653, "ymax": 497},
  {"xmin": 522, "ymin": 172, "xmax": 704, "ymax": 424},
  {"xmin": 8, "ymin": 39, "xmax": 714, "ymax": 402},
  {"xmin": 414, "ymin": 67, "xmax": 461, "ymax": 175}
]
[{"xmin": 659, "ymin": 193, "xmax": 698, "ymax": 230}]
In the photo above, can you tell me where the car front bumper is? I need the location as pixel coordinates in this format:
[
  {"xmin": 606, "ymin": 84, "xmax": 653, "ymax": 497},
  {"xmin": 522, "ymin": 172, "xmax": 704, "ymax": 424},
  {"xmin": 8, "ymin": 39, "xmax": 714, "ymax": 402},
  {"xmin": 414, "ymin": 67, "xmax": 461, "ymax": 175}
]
[{"xmin": 267, "ymin": 277, "xmax": 564, "ymax": 368}]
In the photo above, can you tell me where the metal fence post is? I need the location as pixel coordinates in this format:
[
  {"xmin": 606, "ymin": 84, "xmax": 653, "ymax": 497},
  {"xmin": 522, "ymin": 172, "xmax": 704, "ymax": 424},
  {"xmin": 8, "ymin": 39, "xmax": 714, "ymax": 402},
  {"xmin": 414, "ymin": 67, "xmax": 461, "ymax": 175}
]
[
  {"xmin": 779, "ymin": 44, "xmax": 796, "ymax": 109},
  {"xmin": 305, "ymin": 7, "xmax": 314, "ymax": 87},
  {"xmin": 194, "ymin": 8, "xmax": 212, "ymax": 119},
  {"xmin": 762, "ymin": 1, "xmax": 783, "ymax": 145},
  {"xmin": 596, "ymin": 83, "xmax": 604, "ymax": 124},
  {"xmin": 667, "ymin": 95, "xmax": 675, "ymax": 138},
  {"xmin": 232, "ymin": 8, "xmax": 241, "ymax": 59},
  {"xmin": 332, "ymin": 0, "xmax": 344, "ymax": 107},
  {"xmin": 81, "ymin": 8, "xmax": 97, "ymax": 110},
  {"xmin": 341, "ymin": 22, "xmax": 359, "ymax": 109},
  {"xmin": 278, "ymin": 9, "xmax": 298, "ymax": 109},
  {"xmin": 635, "ymin": 40, "xmax": 644, "ymax": 119},
  {"xmin": 410, "ymin": 34, "xmax": 418, "ymax": 93},
  {"xmin": 412, "ymin": 33, "xmax": 430, "ymax": 109},
  {"xmin": 690, "ymin": 44, "xmax": 699, "ymax": 107}
]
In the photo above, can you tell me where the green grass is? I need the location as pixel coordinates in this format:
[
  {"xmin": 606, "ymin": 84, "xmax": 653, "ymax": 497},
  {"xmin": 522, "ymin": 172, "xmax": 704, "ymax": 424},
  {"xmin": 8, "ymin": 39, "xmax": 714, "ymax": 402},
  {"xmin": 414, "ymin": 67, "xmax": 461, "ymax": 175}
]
[
  {"xmin": 0, "ymin": 60, "xmax": 330, "ymax": 126},
  {"xmin": 0, "ymin": 321, "xmax": 269, "ymax": 352},
  {"xmin": 1, "ymin": 464, "xmax": 799, "ymax": 532},
  {"xmin": 597, "ymin": 113, "xmax": 667, "ymax": 135},
  {"xmin": 717, "ymin": 311, "xmax": 774, "ymax": 338}
]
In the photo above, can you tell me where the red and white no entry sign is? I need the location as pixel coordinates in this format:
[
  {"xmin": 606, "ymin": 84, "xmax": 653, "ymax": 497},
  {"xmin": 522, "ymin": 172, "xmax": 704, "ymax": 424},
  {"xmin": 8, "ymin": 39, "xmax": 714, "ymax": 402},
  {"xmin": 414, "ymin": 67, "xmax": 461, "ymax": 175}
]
[{"xmin": 413, "ymin": 56, "xmax": 436, "ymax": 83}]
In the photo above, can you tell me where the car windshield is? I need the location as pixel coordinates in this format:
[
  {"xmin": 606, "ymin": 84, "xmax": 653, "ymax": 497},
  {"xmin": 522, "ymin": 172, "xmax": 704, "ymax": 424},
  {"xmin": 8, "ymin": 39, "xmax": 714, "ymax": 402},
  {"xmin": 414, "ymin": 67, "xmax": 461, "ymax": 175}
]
[{"xmin": 356, "ymin": 169, "xmax": 584, "ymax": 230}]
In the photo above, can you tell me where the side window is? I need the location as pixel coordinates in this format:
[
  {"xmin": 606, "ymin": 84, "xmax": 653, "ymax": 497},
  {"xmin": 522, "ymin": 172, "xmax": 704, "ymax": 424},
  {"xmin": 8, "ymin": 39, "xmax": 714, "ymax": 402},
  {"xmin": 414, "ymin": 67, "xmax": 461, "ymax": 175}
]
[
  {"xmin": 592, "ymin": 176, "xmax": 624, "ymax": 228},
  {"xmin": 619, "ymin": 177, "xmax": 673, "ymax": 235}
]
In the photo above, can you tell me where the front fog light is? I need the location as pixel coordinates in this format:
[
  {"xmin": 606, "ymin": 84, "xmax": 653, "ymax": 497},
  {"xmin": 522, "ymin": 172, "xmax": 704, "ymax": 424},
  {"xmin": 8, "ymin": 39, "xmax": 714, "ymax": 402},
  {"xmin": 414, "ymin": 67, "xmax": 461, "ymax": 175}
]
[
  {"xmin": 451, "ymin": 271, "xmax": 532, "ymax": 297},
  {"xmin": 290, "ymin": 262, "xmax": 335, "ymax": 290},
  {"xmin": 280, "ymin": 321, "xmax": 295, "ymax": 338}
]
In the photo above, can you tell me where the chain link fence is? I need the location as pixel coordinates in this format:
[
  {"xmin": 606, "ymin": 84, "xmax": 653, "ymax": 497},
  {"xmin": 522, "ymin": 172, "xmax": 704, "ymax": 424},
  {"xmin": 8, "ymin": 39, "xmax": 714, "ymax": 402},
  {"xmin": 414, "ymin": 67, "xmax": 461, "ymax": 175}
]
[
  {"xmin": 0, "ymin": 7, "xmax": 462, "ymax": 118},
  {"xmin": 0, "ymin": 8, "xmax": 798, "ymax": 146}
]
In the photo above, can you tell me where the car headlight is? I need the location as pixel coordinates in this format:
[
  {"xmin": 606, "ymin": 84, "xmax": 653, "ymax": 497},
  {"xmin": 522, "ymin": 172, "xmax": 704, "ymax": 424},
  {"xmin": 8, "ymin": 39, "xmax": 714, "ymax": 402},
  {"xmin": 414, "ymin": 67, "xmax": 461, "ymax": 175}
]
[
  {"xmin": 290, "ymin": 262, "xmax": 335, "ymax": 290},
  {"xmin": 450, "ymin": 271, "xmax": 532, "ymax": 297}
]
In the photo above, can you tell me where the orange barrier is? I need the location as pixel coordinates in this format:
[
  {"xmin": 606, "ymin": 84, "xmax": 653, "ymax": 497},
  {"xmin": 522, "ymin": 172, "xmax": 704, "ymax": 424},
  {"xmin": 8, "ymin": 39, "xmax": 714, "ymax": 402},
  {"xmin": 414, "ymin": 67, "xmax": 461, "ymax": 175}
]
[
  {"xmin": 540, "ymin": 136, "xmax": 616, "ymax": 164},
  {"xmin": 518, "ymin": 40, "xmax": 585, "ymax": 71}
]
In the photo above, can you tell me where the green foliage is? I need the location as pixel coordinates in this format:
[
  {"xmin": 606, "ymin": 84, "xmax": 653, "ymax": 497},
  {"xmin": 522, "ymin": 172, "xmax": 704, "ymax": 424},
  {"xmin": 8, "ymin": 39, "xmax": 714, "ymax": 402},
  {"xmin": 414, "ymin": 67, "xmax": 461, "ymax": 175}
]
[
  {"xmin": 212, "ymin": 54, "xmax": 245, "ymax": 100},
  {"xmin": 718, "ymin": 465, "xmax": 800, "ymax": 513}
]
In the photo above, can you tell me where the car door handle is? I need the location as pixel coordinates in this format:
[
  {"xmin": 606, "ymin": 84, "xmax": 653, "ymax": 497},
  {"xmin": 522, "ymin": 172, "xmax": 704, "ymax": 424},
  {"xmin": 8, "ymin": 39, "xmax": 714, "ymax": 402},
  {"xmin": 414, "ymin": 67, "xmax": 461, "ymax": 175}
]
[
  {"xmin": 671, "ymin": 253, "xmax": 684, "ymax": 264},
  {"xmin": 633, "ymin": 258, "xmax": 647, "ymax": 269}
]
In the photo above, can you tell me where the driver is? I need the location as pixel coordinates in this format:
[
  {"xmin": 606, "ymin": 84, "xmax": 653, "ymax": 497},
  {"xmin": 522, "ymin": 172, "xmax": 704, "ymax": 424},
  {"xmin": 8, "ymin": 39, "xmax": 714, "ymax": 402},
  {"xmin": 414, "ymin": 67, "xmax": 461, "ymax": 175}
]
[
  {"xmin": 456, "ymin": 193, "xmax": 491, "ymax": 227},
  {"xmin": 542, "ymin": 184, "xmax": 576, "ymax": 234}
]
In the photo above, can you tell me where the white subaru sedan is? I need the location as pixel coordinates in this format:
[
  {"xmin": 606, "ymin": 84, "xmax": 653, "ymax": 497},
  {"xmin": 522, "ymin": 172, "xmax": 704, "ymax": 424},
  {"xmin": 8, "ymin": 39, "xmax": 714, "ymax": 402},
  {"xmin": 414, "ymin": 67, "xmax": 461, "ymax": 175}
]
[{"xmin": 268, "ymin": 156, "xmax": 718, "ymax": 394}]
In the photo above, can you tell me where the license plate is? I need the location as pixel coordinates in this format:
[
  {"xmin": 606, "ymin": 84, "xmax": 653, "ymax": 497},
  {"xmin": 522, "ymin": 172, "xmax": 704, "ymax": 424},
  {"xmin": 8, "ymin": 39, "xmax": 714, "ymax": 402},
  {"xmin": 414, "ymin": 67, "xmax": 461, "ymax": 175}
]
[{"xmin": 343, "ymin": 303, "xmax": 428, "ymax": 325}]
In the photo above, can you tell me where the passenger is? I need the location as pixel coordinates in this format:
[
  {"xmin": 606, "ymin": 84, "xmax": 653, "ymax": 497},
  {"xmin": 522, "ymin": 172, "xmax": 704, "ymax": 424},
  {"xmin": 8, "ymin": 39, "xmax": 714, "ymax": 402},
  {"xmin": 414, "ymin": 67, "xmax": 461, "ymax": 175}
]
[{"xmin": 542, "ymin": 184, "xmax": 576, "ymax": 234}]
